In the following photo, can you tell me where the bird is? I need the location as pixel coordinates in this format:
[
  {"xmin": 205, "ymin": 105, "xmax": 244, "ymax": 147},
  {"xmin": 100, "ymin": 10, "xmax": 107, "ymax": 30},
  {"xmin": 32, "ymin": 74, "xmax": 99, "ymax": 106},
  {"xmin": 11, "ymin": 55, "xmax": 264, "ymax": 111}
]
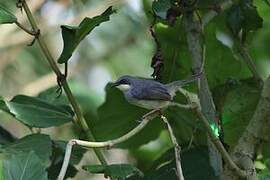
[{"xmin": 111, "ymin": 73, "xmax": 201, "ymax": 110}]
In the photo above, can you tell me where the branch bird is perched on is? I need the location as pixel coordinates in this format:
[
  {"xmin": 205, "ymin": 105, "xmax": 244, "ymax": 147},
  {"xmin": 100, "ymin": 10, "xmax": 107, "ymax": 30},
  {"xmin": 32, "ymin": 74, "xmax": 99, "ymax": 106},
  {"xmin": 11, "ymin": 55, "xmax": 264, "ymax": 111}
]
[{"xmin": 111, "ymin": 73, "xmax": 201, "ymax": 109}]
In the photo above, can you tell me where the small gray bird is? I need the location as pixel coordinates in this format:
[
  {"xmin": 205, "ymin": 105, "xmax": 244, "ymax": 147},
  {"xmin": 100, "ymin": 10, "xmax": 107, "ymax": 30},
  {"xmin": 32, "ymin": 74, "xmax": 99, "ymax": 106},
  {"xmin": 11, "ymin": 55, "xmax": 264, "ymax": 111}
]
[{"xmin": 111, "ymin": 74, "xmax": 201, "ymax": 110}]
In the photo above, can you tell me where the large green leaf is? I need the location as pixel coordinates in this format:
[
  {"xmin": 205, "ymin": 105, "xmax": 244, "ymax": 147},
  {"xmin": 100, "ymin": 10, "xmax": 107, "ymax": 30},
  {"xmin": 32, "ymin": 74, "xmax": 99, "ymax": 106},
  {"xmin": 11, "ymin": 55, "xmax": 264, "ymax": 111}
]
[
  {"xmin": 1, "ymin": 95, "xmax": 74, "ymax": 128},
  {"xmin": 58, "ymin": 6, "xmax": 115, "ymax": 64},
  {"xmin": 220, "ymin": 81, "xmax": 260, "ymax": 147},
  {"xmin": 2, "ymin": 134, "xmax": 52, "ymax": 167},
  {"xmin": 82, "ymin": 164, "xmax": 144, "ymax": 179},
  {"xmin": 93, "ymin": 85, "xmax": 164, "ymax": 148},
  {"xmin": 0, "ymin": 6, "xmax": 17, "ymax": 24},
  {"xmin": 3, "ymin": 151, "xmax": 48, "ymax": 180}
]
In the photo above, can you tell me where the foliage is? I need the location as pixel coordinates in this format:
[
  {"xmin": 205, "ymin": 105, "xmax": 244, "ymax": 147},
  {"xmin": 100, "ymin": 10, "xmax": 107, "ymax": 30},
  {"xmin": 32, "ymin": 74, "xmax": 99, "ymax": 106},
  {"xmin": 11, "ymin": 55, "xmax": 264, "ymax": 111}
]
[{"xmin": 0, "ymin": 0, "xmax": 269, "ymax": 179}]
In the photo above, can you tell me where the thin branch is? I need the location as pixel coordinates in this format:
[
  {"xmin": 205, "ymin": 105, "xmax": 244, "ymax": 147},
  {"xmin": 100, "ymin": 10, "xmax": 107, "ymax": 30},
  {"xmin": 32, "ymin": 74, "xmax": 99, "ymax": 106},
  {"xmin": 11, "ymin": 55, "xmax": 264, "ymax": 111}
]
[
  {"xmin": 193, "ymin": 107, "xmax": 247, "ymax": 178},
  {"xmin": 15, "ymin": 21, "xmax": 36, "ymax": 36},
  {"xmin": 235, "ymin": 40, "xmax": 263, "ymax": 86},
  {"xmin": 19, "ymin": 0, "xmax": 108, "ymax": 166},
  {"xmin": 57, "ymin": 110, "xmax": 160, "ymax": 180},
  {"xmin": 178, "ymin": 88, "xmax": 247, "ymax": 178},
  {"xmin": 161, "ymin": 116, "xmax": 185, "ymax": 180}
]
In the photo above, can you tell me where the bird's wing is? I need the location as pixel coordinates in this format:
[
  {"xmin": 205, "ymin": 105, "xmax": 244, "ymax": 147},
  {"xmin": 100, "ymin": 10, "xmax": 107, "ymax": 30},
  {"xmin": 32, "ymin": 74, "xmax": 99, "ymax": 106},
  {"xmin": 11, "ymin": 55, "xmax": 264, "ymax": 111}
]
[{"xmin": 131, "ymin": 83, "xmax": 172, "ymax": 101}]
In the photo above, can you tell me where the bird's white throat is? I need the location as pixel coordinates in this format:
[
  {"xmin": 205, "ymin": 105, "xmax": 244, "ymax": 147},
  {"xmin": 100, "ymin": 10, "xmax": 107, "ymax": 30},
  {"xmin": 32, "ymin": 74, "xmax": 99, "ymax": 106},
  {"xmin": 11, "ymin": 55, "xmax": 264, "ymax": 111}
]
[{"xmin": 116, "ymin": 84, "xmax": 131, "ymax": 91}]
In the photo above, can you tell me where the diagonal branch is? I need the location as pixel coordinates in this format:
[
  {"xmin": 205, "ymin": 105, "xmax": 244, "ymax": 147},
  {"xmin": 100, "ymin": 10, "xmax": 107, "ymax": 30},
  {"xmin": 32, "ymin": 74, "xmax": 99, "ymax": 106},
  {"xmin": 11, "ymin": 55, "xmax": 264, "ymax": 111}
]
[{"xmin": 19, "ymin": 0, "xmax": 108, "ymax": 166}]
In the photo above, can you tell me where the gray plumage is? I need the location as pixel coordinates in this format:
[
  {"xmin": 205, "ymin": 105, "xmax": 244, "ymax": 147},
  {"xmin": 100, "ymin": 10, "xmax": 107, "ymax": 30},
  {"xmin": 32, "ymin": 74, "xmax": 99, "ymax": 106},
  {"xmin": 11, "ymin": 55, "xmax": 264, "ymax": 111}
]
[{"xmin": 112, "ymin": 74, "xmax": 200, "ymax": 109}]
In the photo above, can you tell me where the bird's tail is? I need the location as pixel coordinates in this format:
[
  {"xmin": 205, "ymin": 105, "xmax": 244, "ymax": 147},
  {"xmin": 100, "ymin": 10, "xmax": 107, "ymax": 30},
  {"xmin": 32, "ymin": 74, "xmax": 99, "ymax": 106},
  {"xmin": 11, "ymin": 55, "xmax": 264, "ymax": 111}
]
[{"xmin": 166, "ymin": 72, "xmax": 202, "ymax": 92}]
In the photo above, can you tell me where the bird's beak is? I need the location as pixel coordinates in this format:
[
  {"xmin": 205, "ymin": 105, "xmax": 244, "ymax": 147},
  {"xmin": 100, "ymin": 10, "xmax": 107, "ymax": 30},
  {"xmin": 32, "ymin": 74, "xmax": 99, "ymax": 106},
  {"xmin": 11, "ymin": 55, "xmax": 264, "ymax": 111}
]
[{"xmin": 110, "ymin": 81, "xmax": 120, "ymax": 88}]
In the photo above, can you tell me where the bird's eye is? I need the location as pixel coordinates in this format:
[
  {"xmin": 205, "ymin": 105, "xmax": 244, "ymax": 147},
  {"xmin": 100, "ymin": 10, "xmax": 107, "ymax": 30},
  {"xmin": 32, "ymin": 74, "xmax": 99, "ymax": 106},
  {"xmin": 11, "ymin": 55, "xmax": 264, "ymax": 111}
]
[{"xmin": 119, "ymin": 79, "xmax": 128, "ymax": 84}]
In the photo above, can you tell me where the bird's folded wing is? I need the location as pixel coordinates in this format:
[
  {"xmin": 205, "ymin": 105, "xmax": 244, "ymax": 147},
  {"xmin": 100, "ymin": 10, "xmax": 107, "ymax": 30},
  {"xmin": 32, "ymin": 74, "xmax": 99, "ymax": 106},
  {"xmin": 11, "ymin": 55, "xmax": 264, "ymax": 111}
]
[{"xmin": 131, "ymin": 85, "xmax": 172, "ymax": 101}]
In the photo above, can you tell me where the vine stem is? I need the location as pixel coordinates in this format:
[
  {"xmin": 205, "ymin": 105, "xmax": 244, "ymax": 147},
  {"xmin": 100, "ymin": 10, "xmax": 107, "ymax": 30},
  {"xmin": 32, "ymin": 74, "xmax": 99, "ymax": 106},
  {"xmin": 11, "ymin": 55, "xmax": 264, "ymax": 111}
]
[
  {"xmin": 161, "ymin": 116, "xmax": 185, "ymax": 180},
  {"xmin": 19, "ymin": 0, "xmax": 108, "ymax": 166},
  {"xmin": 15, "ymin": 21, "xmax": 36, "ymax": 36},
  {"xmin": 57, "ymin": 110, "xmax": 160, "ymax": 180}
]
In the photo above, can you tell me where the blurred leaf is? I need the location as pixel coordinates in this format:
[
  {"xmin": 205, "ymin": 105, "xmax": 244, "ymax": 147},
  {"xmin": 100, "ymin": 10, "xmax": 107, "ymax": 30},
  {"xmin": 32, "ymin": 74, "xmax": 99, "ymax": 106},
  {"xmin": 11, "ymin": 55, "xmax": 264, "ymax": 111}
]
[
  {"xmin": 93, "ymin": 85, "xmax": 163, "ymax": 148},
  {"xmin": 0, "ymin": 5, "xmax": 17, "ymax": 24},
  {"xmin": 227, "ymin": 0, "xmax": 263, "ymax": 36},
  {"xmin": 2, "ymin": 134, "xmax": 52, "ymax": 167},
  {"xmin": 3, "ymin": 151, "xmax": 48, "ymax": 180},
  {"xmin": 146, "ymin": 146, "xmax": 217, "ymax": 180},
  {"xmin": 82, "ymin": 164, "xmax": 144, "ymax": 179},
  {"xmin": 58, "ymin": 6, "xmax": 115, "ymax": 64},
  {"xmin": 152, "ymin": 0, "xmax": 172, "ymax": 19},
  {"xmin": 221, "ymin": 81, "xmax": 260, "ymax": 147},
  {"xmin": 2, "ymin": 95, "xmax": 74, "ymax": 128}
]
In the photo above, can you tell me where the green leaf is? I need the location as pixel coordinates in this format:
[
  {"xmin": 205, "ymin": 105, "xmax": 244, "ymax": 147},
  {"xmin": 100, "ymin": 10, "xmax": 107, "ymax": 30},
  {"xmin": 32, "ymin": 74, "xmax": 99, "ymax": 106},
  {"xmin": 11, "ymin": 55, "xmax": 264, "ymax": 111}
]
[
  {"xmin": 3, "ymin": 151, "xmax": 48, "ymax": 180},
  {"xmin": 147, "ymin": 147, "xmax": 218, "ymax": 180},
  {"xmin": 2, "ymin": 134, "xmax": 52, "ymax": 167},
  {"xmin": 0, "ymin": 160, "xmax": 3, "ymax": 180},
  {"xmin": 93, "ymin": 85, "xmax": 163, "ymax": 148},
  {"xmin": 152, "ymin": 0, "xmax": 172, "ymax": 19},
  {"xmin": 0, "ymin": 5, "xmax": 17, "ymax": 24},
  {"xmin": 3, "ymin": 95, "xmax": 73, "ymax": 128},
  {"xmin": 220, "ymin": 81, "xmax": 260, "ymax": 147},
  {"xmin": 58, "ymin": 6, "xmax": 115, "ymax": 64},
  {"xmin": 226, "ymin": 0, "xmax": 263, "ymax": 36},
  {"xmin": 82, "ymin": 164, "xmax": 144, "ymax": 179}
]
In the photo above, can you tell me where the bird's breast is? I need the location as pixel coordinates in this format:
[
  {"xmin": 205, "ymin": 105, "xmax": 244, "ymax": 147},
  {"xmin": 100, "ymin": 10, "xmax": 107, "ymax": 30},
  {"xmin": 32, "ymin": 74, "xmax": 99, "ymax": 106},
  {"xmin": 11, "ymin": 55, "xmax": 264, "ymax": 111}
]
[{"xmin": 124, "ymin": 92, "xmax": 170, "ymax": 109}]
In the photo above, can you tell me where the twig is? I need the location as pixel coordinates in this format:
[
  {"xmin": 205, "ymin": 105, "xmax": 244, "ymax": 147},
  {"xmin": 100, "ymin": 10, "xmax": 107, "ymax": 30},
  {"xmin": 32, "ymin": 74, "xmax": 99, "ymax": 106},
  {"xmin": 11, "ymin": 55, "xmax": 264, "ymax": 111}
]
[
  {"xmin": 179, "ymin": 88, "xmax": 247, "ymax": 178},
  {"xmin": 15, "ymin": 21, "xmax": 36, "ymax": 36},
  {"xmin": 193, "ymin": 107, "xmax": 247, "ymax": 178},
  {"xmin": 19, "ymin": 0, "xmax": 108, "ymax": 166},
  {"xmin": 235, "ymin": 40, "xmax": 263, "ymax": 86},
  {"xmin": 57, "ymin": 109, "xmax": 160, "ymax": 180},
  {"xmin": 161, "ymin": 116, "xmax": 185, "ymax": 180}
]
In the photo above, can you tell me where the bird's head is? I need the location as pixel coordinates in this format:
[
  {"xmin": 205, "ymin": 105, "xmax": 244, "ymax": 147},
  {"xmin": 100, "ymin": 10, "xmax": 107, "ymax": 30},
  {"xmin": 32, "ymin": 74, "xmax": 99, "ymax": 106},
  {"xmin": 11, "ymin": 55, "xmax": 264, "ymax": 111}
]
[{"xmin": 111, "ymin": 75, "xmax": 133, "ymax": 92}]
